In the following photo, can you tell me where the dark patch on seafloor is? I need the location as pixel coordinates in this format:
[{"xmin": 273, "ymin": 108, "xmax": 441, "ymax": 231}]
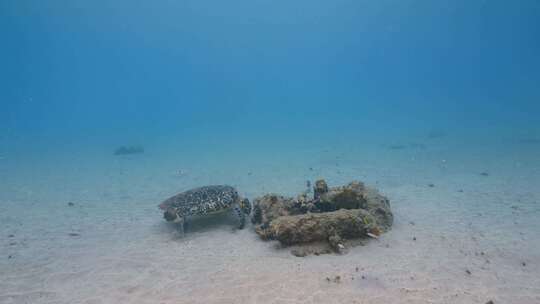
[
  {"xmin": 114, "ymin": 145, "xmax": 144, "ymax": 155},
  {"xmin": 518, "ymin": 138, "xmax": 540, "ymax": 144},
  {"xmin": 387, "ymin": 144, "xmax": 407, "ymax": 150},
  {"xmin": 427, "ymin": 130, "xmax": 447, "ymax": 139},
  {"xmin": 385, "ymin": 143, "xmax": 426, "ymax": 150}
]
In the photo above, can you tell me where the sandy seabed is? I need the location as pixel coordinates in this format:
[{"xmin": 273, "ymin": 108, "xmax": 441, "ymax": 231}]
[{"xmin": 1, "ymin": 138, "xmax": 539, "ymax": 304}]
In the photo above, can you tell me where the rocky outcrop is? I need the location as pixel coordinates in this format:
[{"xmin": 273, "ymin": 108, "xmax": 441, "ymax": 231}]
[
  {"xmin": 251, "ymin": 179, "xmax": 393, "ymax": 254},
  {"xmin": 251, "ymin": 194, "xmax": 302, "ymax": 238}
]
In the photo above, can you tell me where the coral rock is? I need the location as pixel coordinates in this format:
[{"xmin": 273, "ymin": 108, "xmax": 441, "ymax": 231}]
[
  {"xmin": 251, "ymin": 179, "xmax": 393, "ymax": 252},
  {"xmin": 267, "ymin": 209, "xmax": 376, "ymax": 245}
]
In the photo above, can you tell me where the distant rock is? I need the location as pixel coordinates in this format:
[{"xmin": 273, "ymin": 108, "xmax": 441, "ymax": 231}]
[
  {"xmin": 387, "ymin": 144, "xmax": 407, "ymax": 150},
  {"xmin": 114, "ymin": 145, "xmax": 144, "ymax": 156}
]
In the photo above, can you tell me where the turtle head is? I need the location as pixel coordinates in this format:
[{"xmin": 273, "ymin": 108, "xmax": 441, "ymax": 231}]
[
  {"xmin": 163, "ymin": 207, "xmax": 179, "ymax": 222},
  {"xmin": 240, "ymin": 198, "xmax": 251, "ymax": 215}
]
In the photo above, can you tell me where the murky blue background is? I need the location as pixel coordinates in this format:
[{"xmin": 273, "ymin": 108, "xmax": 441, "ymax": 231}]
[{"xmin": 1, "ymin": 0, "xmax": 539, "ymax": 155}]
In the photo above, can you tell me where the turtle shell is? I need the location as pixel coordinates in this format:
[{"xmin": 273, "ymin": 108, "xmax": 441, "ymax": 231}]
[{"xmin": 159, "ymin": 185, "xmax": 240, "ymax": 216}]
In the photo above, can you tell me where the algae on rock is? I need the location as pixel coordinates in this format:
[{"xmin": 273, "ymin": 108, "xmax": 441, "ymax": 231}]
[
  {"xmin": 268, "ymin": 209, "xmax": 377, "ymax": 245},
  {"xmin": 251, "ymin": 179, "xmax": 393, "ymax": 252}
]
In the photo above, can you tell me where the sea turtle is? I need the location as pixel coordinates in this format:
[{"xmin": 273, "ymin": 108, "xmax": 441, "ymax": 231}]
[{"xmin": 158, "ymin": 185, "xmax": 251, "ymax": 233}]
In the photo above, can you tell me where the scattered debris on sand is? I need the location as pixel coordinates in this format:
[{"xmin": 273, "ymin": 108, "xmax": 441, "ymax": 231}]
[
  {"xmin": 251, "ymin": 179, "xmax": 393, "ymax": 256},
  {"xmin": 325, "ymin": 276, "xmax": 342, "ymax": 283},
  {"xmin": 114, "ymin": 145, "xmax": 144, "ymax": 156}
]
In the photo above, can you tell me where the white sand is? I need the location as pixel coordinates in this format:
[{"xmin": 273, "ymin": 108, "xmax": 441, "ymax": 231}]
[{"xmin": 1, "ymin": 136, "xmax": 539, "ymax": 303}]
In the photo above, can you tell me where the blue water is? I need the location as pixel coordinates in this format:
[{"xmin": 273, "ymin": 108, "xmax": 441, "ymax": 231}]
[
  {"xmin": 2, "ymin": 2, "xmax": 540, "ymax": 303},
  {"xmin": 2, "ymin": 0, "xmax": 539, "ymax": 155}
]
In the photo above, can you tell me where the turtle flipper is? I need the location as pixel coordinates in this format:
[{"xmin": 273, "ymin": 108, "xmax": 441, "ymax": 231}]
[
  {"xmin": 173, "ymin": 216, "xmax": 185, "ymax": 238},
  {"xmin": 233, "ymin": 204, "xmax": 245, "ymax": 229}
]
